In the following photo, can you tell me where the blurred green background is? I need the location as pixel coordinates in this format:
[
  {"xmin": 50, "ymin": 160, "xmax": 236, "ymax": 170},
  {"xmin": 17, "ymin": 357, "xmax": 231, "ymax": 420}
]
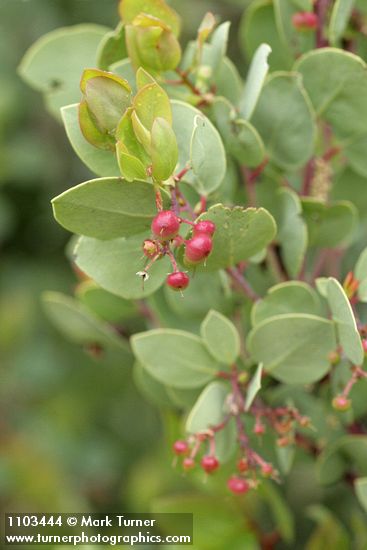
[{"xmin": 0, "ymin": 0, "xmax": 252, "ymax": 539}]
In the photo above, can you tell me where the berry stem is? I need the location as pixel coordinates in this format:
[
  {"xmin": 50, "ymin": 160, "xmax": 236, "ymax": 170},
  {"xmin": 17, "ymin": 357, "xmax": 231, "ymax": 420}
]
[
  {"xmin": 226, "ymin": 267, "xmax": 259, "ymax": 302},
  {"xmin": 174, "ymin": 165, "xmax": 191, "ymax": 182},
  {"xmin": 166, "ymin": 247, "xmax": 179, "ymax": 272},
  {"xmin": 314, "ymin": 0, "xmax": 330, "ymax": 48}
]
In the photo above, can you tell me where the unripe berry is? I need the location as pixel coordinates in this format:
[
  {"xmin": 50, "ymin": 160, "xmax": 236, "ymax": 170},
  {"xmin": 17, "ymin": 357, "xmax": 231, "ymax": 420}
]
[
  {"xmin": 142, "ymin": 239, "xmax": 159, "ymax": 258},
  {"xmin": 167, "ymin": 272, "xmax": 190, "ymax": 291},
  {"xmin": 332, "ymin": 395, "xmax": 351, "ymax": 412},
  {"xmin": 201, "ymin": 455, "xmax": 219, "ymax": 473},
  {"xmin": 237, "ymin": 458, "xmax": 249, "ymax": 473},
  {"xmin": 183, "ymin": 457, "xmax": 195, "ymax": 471},
  {"xmin": 227, "ymin": 476, "xmax": 250, "ymax": 495},
  {"xmin": 193, "ymin": 220, "xmax": 216, "ymax": 236},
  {"xmin": 173, "ymin": 440, "xmax": 189, "ymax": 455},
  {"xmin": 292, "ymin": 11, "xmax": 318, "ymax": 31},
  {"xmin": 151, "ymin": 210, "xmax": 180, "ymax": 240},
  {"xmin": 184, "ymin": 233, "xmax": 213, "ymax": 264}
]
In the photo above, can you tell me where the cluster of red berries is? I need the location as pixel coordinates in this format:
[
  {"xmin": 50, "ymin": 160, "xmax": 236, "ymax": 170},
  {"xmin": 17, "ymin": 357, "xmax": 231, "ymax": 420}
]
[
  {"xmin": 292, "ymin": 11, "xmax": 318, "ymax": 31},
  {"xmin": 172, "ymin": 438, "xmax": 276, "ymax": 495},
  {"xmin": 141, "ymin": 210, "xmax": 216, "ymax": 291}
]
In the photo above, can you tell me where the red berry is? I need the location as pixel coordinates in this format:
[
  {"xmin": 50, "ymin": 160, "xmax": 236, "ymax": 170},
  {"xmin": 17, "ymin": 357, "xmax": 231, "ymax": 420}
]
[
  {"xmin": 193, "ymin": 220, "xmax": 216, "ymax": 236},
  {"xmin": 184, "ymin": 234, "xmax": 213, "ymax": 264},
  {"xmin": 167, "ymin": 272, "xmax": 190, "ymax": 291},
  {"xmin": 201, "ymin": 455, "xmax": 219, "ymax": 473},
  {"xmin": 261, "ymin": 463, "xmax": 274, "ymax": 477},
  {"xmin": 142, "ymin": 239, "xmax": 159, "ymax": 258},
  {"xmin": 253, "ymin": 422, "xmax": 265, "ymax": 435},
  {"xmin": 151, "ymin": 210, "xmax": 180, "ymax": 240},
  {"xmin": 183, "ymin": 457, "xmax": 195, "ymax": 471},
  {"xmin": 227, "ymin": 476, "xmax": 250, "ymax": 494},
  {"xmin": 332, "ymin": 395, "xmax": 351, "ymax": 412},
  {"xmin": 173, "ymin": 440, "xmax": 189, "ymax": 455},
  {"xmin": 237, "ymin": 458, "xmax": 249, "ymax": 473},
  {"xmin": 292, "ymin": 11, "xmax": 318, "ymax": 31},
  {"xmin": 362, "ymin": 339, "xmax": 367, "ymax": 353}
]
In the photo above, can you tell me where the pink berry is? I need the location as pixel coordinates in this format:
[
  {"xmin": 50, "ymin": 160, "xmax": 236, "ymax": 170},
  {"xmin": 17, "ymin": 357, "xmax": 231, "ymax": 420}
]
[
  {"xmin": 261, "ymin": 463, "xmax": 274, "ymax": 477},
  {"xmin": 142, "ymin": 239, "xmax": 159, "ymax": 258},
  {"xmin": 183, "ymin": 457, "xmax": 195, "ymax": 471},
  {"xmin": 362, "ymin": 339, "xmax": 367, "ymax": 353},
  {"xmin": 193, "ymin": 220, "xmax": 216, "ymax": 236},
  {"xmin": 151, "ymin": 210, "xmax": 180, "ymax": 240},
  {"xmin": 173, "ymin": 440, "xmax": 189, "ymax": 455},
  {"xmin": 292, "ymin": 11, "xmax": 318, "ymax": 31},
  {"xmin": 184, "ymin": 234, "xmax": 213, "ymax": 264},
  {"xmin": 253, "ymin": 422, "xmax": 265, "ymax": 435},
  {"xmin": 167, "ymin": 272, "xmax": 190, "ymax": 291},
  {"xmin": 332, "ymin": 395, "xmax": 351, "ymax": 412},
  {"xmin": 201, "ymin": 455, "xmax": 219, "ymax": 473},
  {"xmin": 227, "ymin": 476, "xmax": 250, "ymax": 494}
]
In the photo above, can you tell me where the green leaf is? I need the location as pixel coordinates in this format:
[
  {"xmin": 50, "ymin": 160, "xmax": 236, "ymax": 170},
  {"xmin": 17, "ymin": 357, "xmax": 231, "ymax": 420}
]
[
  {"xmin": 136, "ymin": 67, "xmax": 156, "ymax": 89},
  {"xmin": 111, "ymin": 59, "xmax": 137, "ymax": 92},
  {"xmin": 52, "ymin": 177, "xmax": 167, "ymax": 239},
  {"xmin": 172, "ymin": 100, "xmax": 226, "ymax": 195},
  {"xmin": 326, "ymin": 277, "xmax": 364, "ymax": 365},
  {"xmin": 42, "ymin": 291, "xmax": 129, "ymax": 352},
  {"xmin": 193, "ymin": 204, "xmax": 276, "ymax": 271},
  {"xmin": 74, "ymin": 234, "xmax": 169, "ymax": 300},
  {"xmin": 277, "ymin": 188, "xmax": 308, "ymax": 278},
  {"xmin": 97, "ymin": 23, "xmax": 127, "ymax": 70},
  {"xmin": 116, "ymin": 107, "xmax": 151, "ymax": 166},
  {"xmin": 190, "ymin": 114, "xmax": 227, "ymax": 195},
  {"xmin": 251, "ymin": 72, "xmax": 316, "ymax": 170},
  {"xmin": 118, "ymin": 0, "xmax": 181, "ymax": 37},
  {"xmin": 116, "ymin": 142, "xmax": 147, "ymax": 181},
  {"xmin": 260, "ymin": 482, "xmax": 295, "ymax": 543},
  {"xmin": 164, "ymin": 271, "xmax": 233, "ymax": 319},
  {"xmin": 209, "ymin": 22, "xmax": 231, "ymax": 78},
  {"xmin": 248, "ymin": 314, "xmax": 337, "ymax": 384},
  {"xmin": 61, "ymin": 104, "xmax": 120, "ymax": 176},
  {"xmin": 239, "ymin": 0, "xmax": 293, "ymax": 72},
  {"xmin": 131, "ymin": 329, "xmax": 219, "ymax": 388},
  {"xmin": 245, "ymin": 363, "xmax": 263, "ymax": 411},
  {"xmin": 80, "ymin": 68, "xmax": 132, "ymax": 133},
  {"xmin": 355, "ymin": 247, "xmax": 367, "ymax": 302},
  {"xmin": 240, "ymin": 43, "xmax": 272, "ymax": 120},
  {"xmin": 355, "ymin": 478, "xmax": 367, "ymax": 513},
  {"xmin": 186, "ymin": 381, "xmax": 229, "ymax": 432},
  {"xmin": 212, "ymin": 97, "xmax": 265, "ymax": 167},
  {"xmin": 331, "ymin": 167, "xmax": 367, "ymax": 218},
  {"xmin": 18, "ymin": 24, "xmax": 108, "ymax": 118},
  {"xmin": 78, "ymin": 99, "xmax": 116, "ymax": 151},
  {"xmin": 133, "ymin": 361, "xmax": 175, "ymax": 408},
  {"xmin": 301, "ymin": 198, "xmax": 357, "ymax": 248},
  {"xmin": 151, "ymin": 495, "xmax": 247, "ymax": 550},
  {"xmin": 306, "ymin": 505, "xmax": 350, "ymax": 550},
  {"xmin": 185, "ymin": 381, "xmax": 236, "ymax": 462},
  {"xmin": 197, "ymin": 12, "xmax": 217, "ymax": 47},
  {"xmin": 151, "ymin": 117, "xmax": 178, "ymax": 181},
  {"xmin": 252, "ymin": 281, "xmax": 320, "ymax": 326},
  {"xmin": 126, "ymin": 22, "xmax": 181, "ymax": 73},
  {"xmin": 201, "ymin": 310, "xmax": 240, "ymax": 364},
  {"xmin": 133, "ymin": 82, "xmax": 172, "ymax": 130},
  {"xmin": 75, "ymin": 280, "xmax": 137, "ymax": 323},
  {"xmin": 318, "ymin": 436, "xmax": 367, "ymax": 485},
  {"xmin": 329, "ymin": 0, "xmax": 355, "ymax": 46},
  {"xmin": 294, "ymin": 49, "xmax": 367, "ymax": 161}
]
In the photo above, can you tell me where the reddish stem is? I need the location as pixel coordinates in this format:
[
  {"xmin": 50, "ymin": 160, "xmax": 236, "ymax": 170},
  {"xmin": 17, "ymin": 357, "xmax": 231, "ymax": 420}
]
[{"xmin": 226, "ymin": 267, "xmax": 259, "ymax": 302}]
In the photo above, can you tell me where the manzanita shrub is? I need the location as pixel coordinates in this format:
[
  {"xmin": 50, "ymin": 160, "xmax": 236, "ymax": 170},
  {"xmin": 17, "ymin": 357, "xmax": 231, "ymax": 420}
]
[{"xmin": 20, "ymin": 0, "xmax": 367, "ymax": 546}]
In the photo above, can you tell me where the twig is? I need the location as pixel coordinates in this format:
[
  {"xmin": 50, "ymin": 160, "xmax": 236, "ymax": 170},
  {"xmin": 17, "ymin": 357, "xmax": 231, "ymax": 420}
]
[{"xmin": 226, "ymin": 267, "xmax": 259, "ymax": 302}]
